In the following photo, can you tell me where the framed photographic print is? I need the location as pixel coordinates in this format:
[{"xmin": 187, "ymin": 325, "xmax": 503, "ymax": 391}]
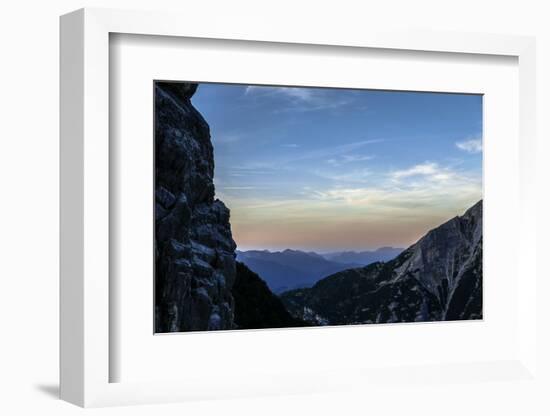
[{"xmin": 60, "ymin": 8, "xmax": 540, "ymax": 408}]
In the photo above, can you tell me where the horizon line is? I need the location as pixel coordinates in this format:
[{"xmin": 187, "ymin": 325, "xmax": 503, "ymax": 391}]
[{"xmin": 235, "ymin": 246, "xmax": 405, "ymax": 254}]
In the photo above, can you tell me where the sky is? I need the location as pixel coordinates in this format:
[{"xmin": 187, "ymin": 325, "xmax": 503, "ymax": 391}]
[{"xmin": 192, "ymin": 83, "xmax": 483, "ymax": 252}]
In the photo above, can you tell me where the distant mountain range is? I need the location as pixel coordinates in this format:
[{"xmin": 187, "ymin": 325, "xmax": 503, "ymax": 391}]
[
  {"xmin": 236, "ymin": 247, "xmax": 403, "ymax": 293},
  {"xmin": 322, "ymin": 247, "xmax": 404, "ymax": 265},
  {"xmin": 280, "ymin": 200, "xmax": 482, "ymax": 325}
]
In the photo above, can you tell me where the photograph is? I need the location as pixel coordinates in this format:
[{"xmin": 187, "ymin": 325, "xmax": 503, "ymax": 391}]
[
  {"xmin": 154, "ymin": 81, "xmax": 483, "ymax": 333},
  {"xmin": 5, "ymin": 1, "xmax": 540, "ymax": 412}
]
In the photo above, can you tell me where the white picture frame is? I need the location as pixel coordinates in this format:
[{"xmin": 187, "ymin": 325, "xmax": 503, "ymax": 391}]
[{"xmin": 60, "ymin": 7, "xmax": 539, "ymax": 408}]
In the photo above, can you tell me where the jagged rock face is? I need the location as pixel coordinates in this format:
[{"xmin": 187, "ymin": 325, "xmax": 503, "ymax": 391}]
[
  {"xmin": 155, "ymin": 82, "xmax": 237, "ymax": 332},
  {"xmin": 281, "ymin": 201, "xmax": 483, "ymax": 325},
  {"xmin": 397, "ymin": 200, "xmax": 482, "ymax": 320}
]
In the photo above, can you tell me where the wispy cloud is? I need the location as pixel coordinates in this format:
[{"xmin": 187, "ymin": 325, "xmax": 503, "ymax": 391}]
[
  {"xmin": 230, "ymin": 139, "xmax": 383, "ymax": 172},
  {"xmin": 456, "ymin": 137, "xmax": 482, "ymax": 153},
  {"xmin": 244, "ymin": 85, "xmax": 353, "ymax": 112},
  {"xmin": 227, "ymin": 163, "xmax": 283, "ymax": 176},
  {"xmin": 310, "ymin": 168, "xmax": 480, "ymax": 211},
  {"xmin": 290, "ymin": 139, "xmax": 381, "ymax": 164},
  {"xmin": 342, "ymin": 154, "xmax": 374, "ymax": 163},
  {"xmin": 225, "ymin": 168, "xmax": 482, "ymax": 251},
  {"xmin": 281, "ymin": 143, "xmax": 300, "ymax": 148},
  {"xmin": 221, "ymin": 158, "xmax": 481, "ymax": 251},
  {"xmin": 327, "ymin": 154, "xmax": 374, "ymax": 167},
  {"xmin": 391, "ymin": 162, "xmax": 439, "ymax": 180},
  {"xmin": 244, "ymin": 86, "xmax": 315, "ymax": 102},
  {"xmin": 275, "ymin": 87, "xmax": 315, "ymax": 102},
  {"xmin": 315, "ymin": 168, "xmax": 372, "ymax": 184},
  {"xmin": 389, "ymin": 162, "xmax": 463, "ymax": 189}
]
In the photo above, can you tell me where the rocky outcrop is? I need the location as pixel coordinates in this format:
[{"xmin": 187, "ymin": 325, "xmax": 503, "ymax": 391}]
[
  {"xmin": 155, "ymin": 82, "xmax": 237, "ymax": 332},
  {"xmin": 281, "ymin": 201, "xmax": 483, "ymax": 324}
]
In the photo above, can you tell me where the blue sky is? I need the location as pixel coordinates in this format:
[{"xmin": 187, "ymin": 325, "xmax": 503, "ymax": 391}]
[{"xmin": 192, "ymin": 83, "xmax": 482, "ymax": 252}]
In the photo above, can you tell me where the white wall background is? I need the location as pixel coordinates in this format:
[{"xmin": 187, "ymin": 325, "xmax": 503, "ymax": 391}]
[{"xmin": 0, "ymin": 1, "xmax": 548, "ymax": 415}]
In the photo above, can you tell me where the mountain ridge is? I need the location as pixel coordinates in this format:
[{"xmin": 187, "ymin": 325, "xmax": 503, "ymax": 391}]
[
  {"xmin": 322, "ymin": 247, "xmax": 404, "ymax": 265},
  {"xmin": 236, "ymin": 247, "xmax": 407, "ymax": 293},
  {"xmin": 280, "ymin": 200, "xmax": 483, "ymax": 325},
  {"xmin": 236, "ymin": 249, "xmax": 363, "ymax": 293}
]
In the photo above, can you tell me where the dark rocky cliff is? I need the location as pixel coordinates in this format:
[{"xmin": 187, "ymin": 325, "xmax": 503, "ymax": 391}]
[
  {"xmin": 281, "ymin": 201, "xmax": 483, "ymax": 324},
  {"xmin": 155, "ymin": 82, "xmax": 237, "ymax": 332}
]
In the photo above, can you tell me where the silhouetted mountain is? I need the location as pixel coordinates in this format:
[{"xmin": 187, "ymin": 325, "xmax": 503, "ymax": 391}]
[
  {"xmin": 232, "ymin": 262, "xmax": 308, "ymax": 329},
  {"xmin": 322, "ymin": 247, "xmax": 403, "ymax": 265},
  {"xmin": 281, "ymin": 201, "xmax": 482, "ymax": 325},
  {"xmin": 236, "ymin": 249, "xmax": 361, "ymax": 293}
]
